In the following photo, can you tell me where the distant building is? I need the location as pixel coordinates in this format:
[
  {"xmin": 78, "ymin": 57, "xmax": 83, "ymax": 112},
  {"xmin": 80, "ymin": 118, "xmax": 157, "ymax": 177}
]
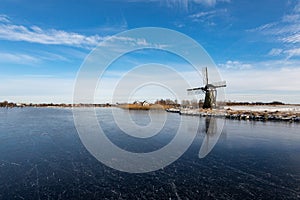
[{"xmin": 142, "ymin": 101, "xmax": 149, "ymax": 106}]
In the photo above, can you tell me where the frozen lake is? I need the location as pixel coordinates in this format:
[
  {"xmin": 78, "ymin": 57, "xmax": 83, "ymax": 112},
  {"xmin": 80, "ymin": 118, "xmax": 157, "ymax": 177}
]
[{"xmin": 0, "ymin": 107, "xmax": 299, "ymax": 199}]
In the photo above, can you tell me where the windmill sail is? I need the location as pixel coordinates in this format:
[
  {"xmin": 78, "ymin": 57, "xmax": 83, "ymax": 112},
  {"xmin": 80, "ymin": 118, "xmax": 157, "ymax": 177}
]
[
  {"xmin": 187, "ymin": 87, "xmax": 202, "ymax": 91},
  {"xmin": 202, "ymin": 67, "xmax": 208, "ymax": 85},
  {"xmin": 187, "ymin": 89, "xmax": 203, "ymax": 95},
  {"xmin": 210, "ymin": 81, "xmax": 226, "ymax": 88}
]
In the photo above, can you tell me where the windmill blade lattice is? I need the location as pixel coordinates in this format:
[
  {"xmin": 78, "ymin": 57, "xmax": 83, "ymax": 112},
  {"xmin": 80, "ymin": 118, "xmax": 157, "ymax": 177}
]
[{"xmin": 210, "ymin": 81, "xmax": 227, "ymax": 88}]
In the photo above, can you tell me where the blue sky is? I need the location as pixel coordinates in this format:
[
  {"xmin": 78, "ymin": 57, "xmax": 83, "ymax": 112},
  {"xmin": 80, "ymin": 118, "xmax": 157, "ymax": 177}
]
[{"xmin": 0, "ymin": 0, "xmax": 300, "ymax": 103}]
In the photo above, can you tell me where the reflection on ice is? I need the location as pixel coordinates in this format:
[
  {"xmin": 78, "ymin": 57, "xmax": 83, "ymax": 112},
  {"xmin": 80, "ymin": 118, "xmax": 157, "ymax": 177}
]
[{"xmin": 199, "ymin": 117, "xmax": 225, "ymax": 158}]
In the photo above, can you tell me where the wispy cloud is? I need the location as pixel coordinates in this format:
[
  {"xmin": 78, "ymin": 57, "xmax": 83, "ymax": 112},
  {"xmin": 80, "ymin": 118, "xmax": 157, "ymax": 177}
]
[
  {"xmin": 268, "ymin": 48, "xmax": 300, "ymax": 59},
  {"xmin": 0, "ymin": 52, "xmax": 40, "ymax": 64},
  {"xmin": 126, "ymin": 0, "xmax": 230, "ymax": 10},
  {"xmin": 249, "ymin": 1, "xmax": 300, "ymax": 59},
  {"xmin": 218, "ymin": 60, "xmax": 252, "ymax": 70},
  {"xmin": 284, "ymin": 48, "xmax": 300, "ymax": 59},
  {"xmin": 82, "ymin": 15, "xmax": 128, "ymax": 35},
  {"xmin": 0, "ymin": 14, "xmax": 10, "ymax": 23},
  {"xmin": 268, "ymin": 48, "xmax": 283, "ymax": 56},
  {"xmin": 189, "ymin": 8, "xmax": 228, "ymax": 24},
  {"xmin": 189, "ymin": 10, "xmax": 217, "ymax": 18},
  {"xmin": 220, "ymin": 59, "xmax": 300, "ymax": 70},
  {"xmin": 281, "ymin": 32, "xmax": 300, "ymax": 44},
  {"xmin": 0, "ymin": 23, "xmax": 105, "ymax": 49},
  {"xmin": 0, "ymin": 14, "xmax": 131, "ymax": 49},
  {"xmin": 0, "ymin": 15, "xmax": 164, "ymax": 51},
  {"xmin": 107, "ymin": 36, "xmax": 168, "ymax": 48},
  {"xmin": 0, "ymin": 49, "xmax": 77, "ymax": 65},
  {"xmin": 193, "ymin": 0, "xmax": 230, "ymax": 7}
]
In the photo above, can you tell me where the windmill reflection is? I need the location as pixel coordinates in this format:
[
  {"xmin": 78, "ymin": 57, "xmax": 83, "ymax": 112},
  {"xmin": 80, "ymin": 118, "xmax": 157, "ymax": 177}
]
[{"xmin": 199, "ymin": 116, "xmax": 225, "ymax": 158}]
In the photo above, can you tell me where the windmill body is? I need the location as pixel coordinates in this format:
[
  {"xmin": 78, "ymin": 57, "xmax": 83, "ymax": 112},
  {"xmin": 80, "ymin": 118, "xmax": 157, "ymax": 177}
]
[
  {"xmin": 203, "ymin": 87, "xmax": 215, "ymax": 109},
  {"xmin": 187, "ymin": 67, "xmax": 226, "ymax": 109}
]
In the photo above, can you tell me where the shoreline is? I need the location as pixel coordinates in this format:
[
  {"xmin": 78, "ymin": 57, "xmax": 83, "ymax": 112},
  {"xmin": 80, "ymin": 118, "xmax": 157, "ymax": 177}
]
[
  {"xmin": 2, "ymin": 106, "xmax": 300, "ymax": 123},
  {"xmin": 179, "ymin": 107, "xmax": 300, "ymax": 123},
  {"xmin": 1, "ymin": 103, "xmax": 300, "ymax": 123}
]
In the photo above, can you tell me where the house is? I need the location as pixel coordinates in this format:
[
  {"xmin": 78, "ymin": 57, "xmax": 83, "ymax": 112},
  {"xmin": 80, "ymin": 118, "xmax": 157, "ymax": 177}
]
[{"xmin": 142, "ymin": 101, "xmax": 149, "ymax": 106}]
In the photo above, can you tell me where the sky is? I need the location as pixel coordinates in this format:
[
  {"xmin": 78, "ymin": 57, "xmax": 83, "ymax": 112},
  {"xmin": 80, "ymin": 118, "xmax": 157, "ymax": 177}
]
[{"xmin": 0, "ymin": 0, "xmax": 300, "ymax": 103}]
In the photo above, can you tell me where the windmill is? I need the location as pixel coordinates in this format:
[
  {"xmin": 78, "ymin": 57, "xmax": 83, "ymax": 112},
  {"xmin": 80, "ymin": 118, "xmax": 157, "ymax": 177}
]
[{"xmin": 187, "ymin": 67, "xmax": 226, "ymax": 109}]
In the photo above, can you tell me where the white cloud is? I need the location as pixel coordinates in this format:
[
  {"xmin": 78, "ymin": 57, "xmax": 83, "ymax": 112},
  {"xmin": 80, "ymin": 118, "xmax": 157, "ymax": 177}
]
[
  {"xmin": 295, "ymin": 2, "xmax": 300, "ymax": 13},
  {"xmin": 217, "ymin": 59, "xmax": 300, "ymax": 103},
  {"xmin": 191, "ymin": 0, "xmax": 230, "ymax": 7},
  {"xmin": 268, "ymin": 48, "xmax": 283, "ymax": 56},
  {"xmin": 0, "ymin": 16, "xmax": 164, "ymax": 51},
  {"xmin": 218, "ymin": 60, "xmax": 252, "ymax": 70},
  {"xmin": 281, "ymin": 33, "xmax": 300, "ymax": 43},
  {"xmin": 221, "ymin": 67, "xmax": 300, "ymax": 92},
  {"xmin": 0, "ymin": 23, "xmax": 104, "ymax": 48},
  {"xmin": 193, "ymin": 0, "xmax": 217, "ymax": 7},
  {"xmin": 0, "ymin": 50, "xmax": 76, "ymax": 65},
  {"xmin": 0, "ymin": 52, "xmax": 40, "ymax": 64},
  {"xmin": 163, "ymin": 0, "xmax": 224, "ymax": 10},
  {"xmin": 0, "ymin": 14, "xmax": 9, "ymax": 23},
  {"xmin": 282, "ymin": 13, "xmax": 300, "ymax": 23},
  {"xmin": 190, "ymin": 10, "xmax": 217, "ymax": 18},
  {"xmin": 127, "ymin": 0, "xmax": 230, "ymax": 10},
  {"xmin": 0, "ymin": 15, "xmax": 120, "ymax": 49},
  {"xmin": 250, "ymin": 17, "xmax": 300, "ymax": 41},
  {"xmin": 284, "ymin": 48, "xmax": 300, "ymax": 58},
  {"xmin": 267, "ymin": 47, "xmax": 300, "ymax": 59},
  {"xmin": 189, "ymin": 8, "xmax": 228, "ymax": 26},
  {"xmin": 250, "ymin": 1, "xmax": 300, "ymax": 59}
]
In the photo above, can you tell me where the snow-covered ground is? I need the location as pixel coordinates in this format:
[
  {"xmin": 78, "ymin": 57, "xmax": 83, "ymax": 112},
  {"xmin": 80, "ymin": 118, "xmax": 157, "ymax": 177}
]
[{"xmin": 224, "ymin": 105, "xmax": 300, "ymax": 112}]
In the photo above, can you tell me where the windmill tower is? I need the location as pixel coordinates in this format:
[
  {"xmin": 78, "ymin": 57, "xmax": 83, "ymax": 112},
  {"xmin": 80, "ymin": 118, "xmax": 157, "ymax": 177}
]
[{"xmin": 187, "ymin": 67, "xmax": 226, "ymax": 109}]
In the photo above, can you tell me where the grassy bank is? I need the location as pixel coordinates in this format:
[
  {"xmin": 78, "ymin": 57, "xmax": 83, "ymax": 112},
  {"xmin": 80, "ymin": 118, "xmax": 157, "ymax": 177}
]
[{"xmin": 118, "ymin": 104, "xmax": 175, "ymax": 110}]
